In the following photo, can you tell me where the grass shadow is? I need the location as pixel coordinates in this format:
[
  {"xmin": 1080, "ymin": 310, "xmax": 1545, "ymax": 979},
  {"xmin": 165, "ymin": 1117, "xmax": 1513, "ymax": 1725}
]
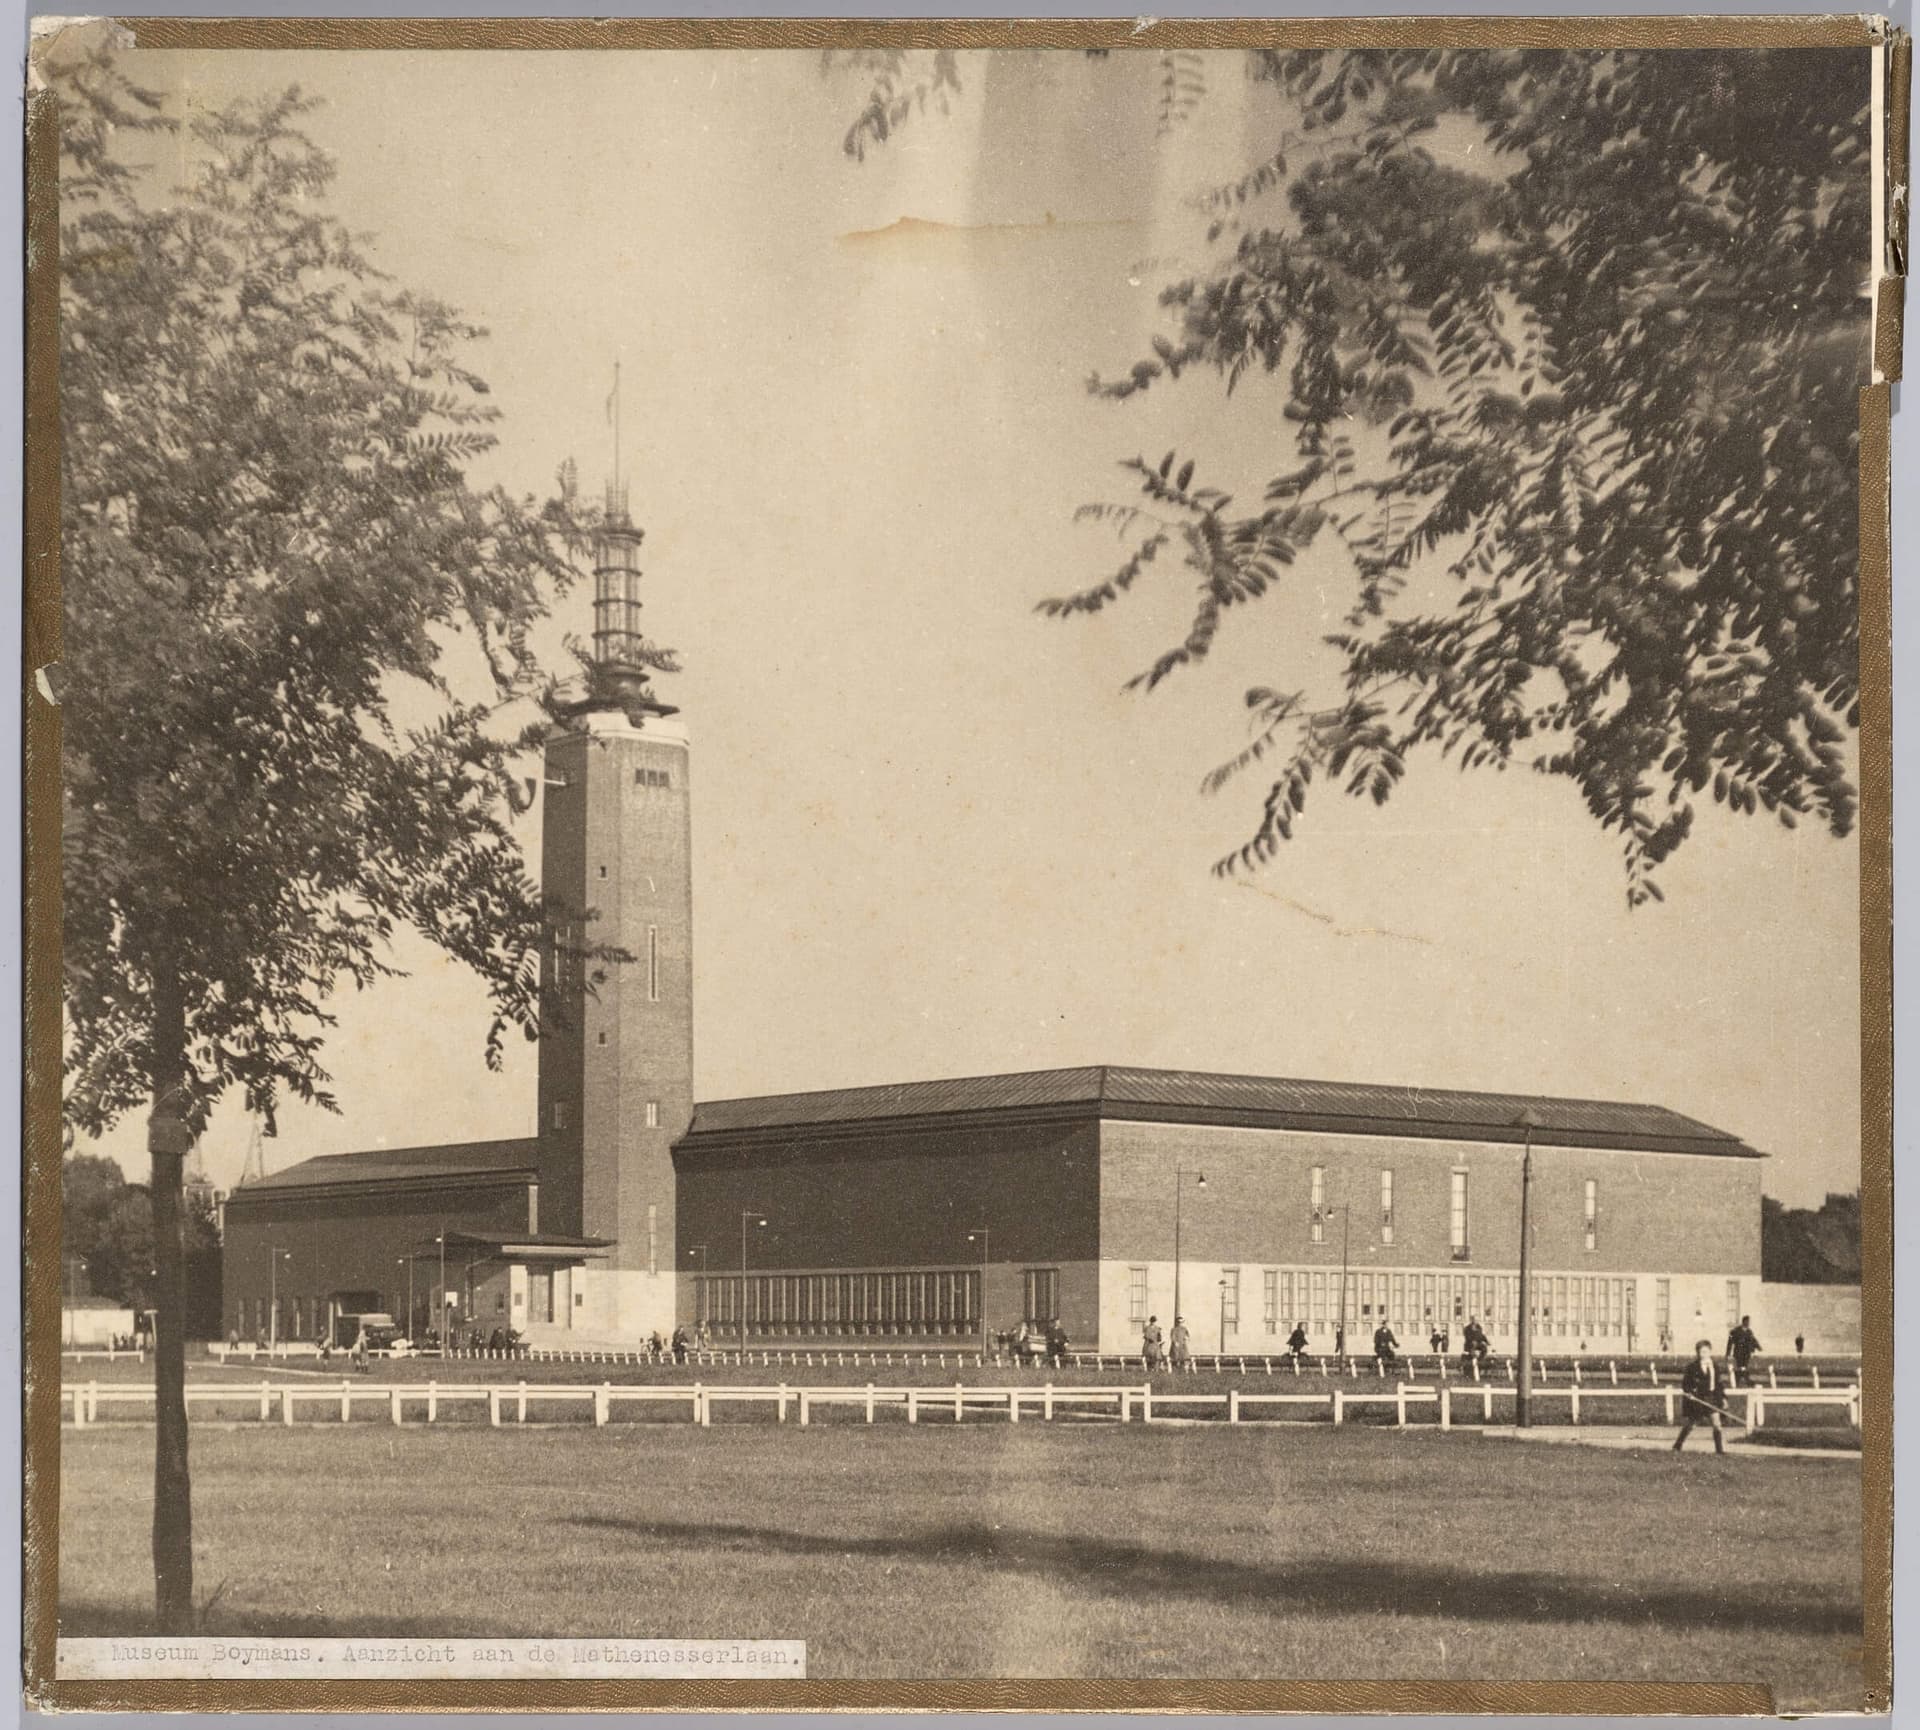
[{"xmin": 563, "ymin": 1514, "xmax": 1861, "ymax": 1640}]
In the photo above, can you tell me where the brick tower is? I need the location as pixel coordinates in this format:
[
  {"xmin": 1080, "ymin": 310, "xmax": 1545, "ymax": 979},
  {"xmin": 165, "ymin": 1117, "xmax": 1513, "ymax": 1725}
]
[{"xmin": 535, "ymin": 476, "xmax": 691, "ymax": 1337}]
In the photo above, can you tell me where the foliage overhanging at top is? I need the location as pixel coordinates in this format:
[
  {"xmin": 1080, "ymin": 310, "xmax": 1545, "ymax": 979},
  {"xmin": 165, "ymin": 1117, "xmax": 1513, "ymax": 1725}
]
[
  {"xmin": 54, "ymin": 46, "xmax": 655, "ymax": 1140},
  {"xmin": 837, "ymin": 49, "xmax": 1870, "ymax": 905}
]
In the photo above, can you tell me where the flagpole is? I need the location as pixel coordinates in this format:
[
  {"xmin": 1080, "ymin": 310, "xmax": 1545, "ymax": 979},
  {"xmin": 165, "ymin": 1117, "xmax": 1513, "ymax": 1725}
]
[{"xmin": 613, "ymin": 359, "xmax": 621, "ymax": 497}]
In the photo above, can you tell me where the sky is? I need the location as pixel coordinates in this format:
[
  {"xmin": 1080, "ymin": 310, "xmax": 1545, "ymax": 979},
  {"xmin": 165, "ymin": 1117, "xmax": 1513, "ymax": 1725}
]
[{"xmin": 78, "ymin": 45, "xmax": 1861, "ymax": 1206}]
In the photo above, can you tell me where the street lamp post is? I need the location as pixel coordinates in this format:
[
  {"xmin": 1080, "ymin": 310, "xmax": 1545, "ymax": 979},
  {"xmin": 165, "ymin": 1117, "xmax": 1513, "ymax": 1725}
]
[
  {"xmin": 1218, "ymin": 1277, "xmax": 1230, "ymax": 1359},
  {"xmin": 966, "ymin": 1228, "xmax": 990, "ymax": 1354},
  {"xmin": 1515, "ymin": 1109, "xmax": 1543, "ymax": 1428},
  {"xmin": 399, "ymin": 1256, "xmax": 415, "ymax": 1340},
  {"xmin": 268, "ymin": 1248, "xmax": 291, "ymax": 1353},
  {"xmin": 1173, "ymin": 1169, "xmax": 1207, "ymax": 1328},
  {"xmin": 739, "ymin": 1211, "xmax": 766, "ymax": 1348},
  {"xmin": 436, "ymin": 1225, "xmax": 449, "ymax": 1353},
  {"xmin": 1312, "ymin": 1202, "xmax": 1352, "ymax": 1355}
]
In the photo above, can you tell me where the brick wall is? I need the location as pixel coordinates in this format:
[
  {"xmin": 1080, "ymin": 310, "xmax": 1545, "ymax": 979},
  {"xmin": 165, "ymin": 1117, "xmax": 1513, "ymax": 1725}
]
[
  {"xmin": 223, "ymin": 1177, "xmax": 532, "ymax": 1342},
  {"xmin": 537, "ymin": 713, "xmax": 695, "ymax": 1277},
  {"xmin": 1098, "ymin": 1117, "xmax": 1761, "ymax": 1277},
  {"xmin": 674, "ymin": 1114, "xmax": 1103, "ymax": 1340}
]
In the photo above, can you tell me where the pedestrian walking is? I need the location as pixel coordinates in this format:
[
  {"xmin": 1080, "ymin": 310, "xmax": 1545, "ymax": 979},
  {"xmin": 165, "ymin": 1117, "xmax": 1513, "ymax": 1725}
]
[
  {"xmin": 1373, "ymin": 1321, "xmax": 1399, "ymax": 1369},
  {"xmin": 1673, "ymin": 1338, "xmax": 1730, "ymax": 1454},
  {"xmin": 1141, "ymin": 1314, "xmax": 1165, "ymax": 1370},
  {"xmin": 1169, "ymin": 1315, "xmax": 1192, "ymax": 1371},
  {"xmin": 1286, "ymin": 1321, "xmax": 1309, "ymax": 1362},
  {"xmin": 1725, "ymin": 1315, "xmax": 1762, "ymax": 1386},
  {"xmin": 1795, "ymin": 1332, "xmax": 1806, "ymax": 1356},
  {"xmin": 1045, "ymin": 1317, "xmax": 1070, "ymax": 1368},
  {"xmin": 671, "ymin": 1324, "xmax": 689, "ymax": 1364}
]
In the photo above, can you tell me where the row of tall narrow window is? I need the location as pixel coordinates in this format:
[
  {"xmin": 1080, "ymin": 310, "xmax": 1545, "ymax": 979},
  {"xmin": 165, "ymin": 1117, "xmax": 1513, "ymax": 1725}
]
[{"xmin": 1305, "ymin": 1166, "xmax": 1603, "ymax": 1255}]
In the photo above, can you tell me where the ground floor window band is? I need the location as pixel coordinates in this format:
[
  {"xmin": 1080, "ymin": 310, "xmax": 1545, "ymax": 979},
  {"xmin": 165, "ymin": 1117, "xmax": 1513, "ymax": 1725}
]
[{"xmin": 694, "ymin": 1268, "xmax": 983, "ymax": 1338}]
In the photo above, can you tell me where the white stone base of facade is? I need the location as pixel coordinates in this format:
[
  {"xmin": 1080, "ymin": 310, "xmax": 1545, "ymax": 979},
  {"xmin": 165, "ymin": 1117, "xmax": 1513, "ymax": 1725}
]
[{"xmin": 572, "ymin": 1267, "xmax": 677, "ymax": 1343}]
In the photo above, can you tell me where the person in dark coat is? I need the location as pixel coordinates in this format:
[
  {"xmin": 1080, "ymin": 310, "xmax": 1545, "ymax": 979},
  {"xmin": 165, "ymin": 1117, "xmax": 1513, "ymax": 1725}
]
[
  {"xmin": 1725, "ymin": 1316, "xmax": 1762, "ymax": 1386},
  {"xmin": 1169, "ymin": 1316, "xmax": 1192, "ymax": 1371},
  {"xmin": 1373, "ymin": 1322, "xmax": 1399, "ymax": 1369},
  {"xmin": 1286, "ymin": 1322, "xmax": 1309, "ymax": 1362},
  {"xmin": 1045, "ymin": 1318, "xmax": 1069, "ymax": 1368},
  {"xmin": 1795, "ymin": 1332, "xmax": 1806, "ymax": 1355},
  {"xmin": 670, "ymin": 1324, "xmax": 690, "ymax": 1364},
  {"xmin": 1461, "ymin": 1317, "xmax": 1490, "ymax": 1368},
  {"xmin": 1141, "ymin": 1315, "xmax": 1165, "ymax": 1371},
  {"xmin": 1674, "ymin": 1338, "xmax": 1730, "ymax": 1454}
]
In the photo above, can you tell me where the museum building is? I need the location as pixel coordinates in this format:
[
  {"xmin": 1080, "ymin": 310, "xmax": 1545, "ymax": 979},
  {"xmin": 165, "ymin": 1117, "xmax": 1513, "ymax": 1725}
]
[{"xmin": 222, "ymin": 484, "xmax": 1769, "ymax": 1355}]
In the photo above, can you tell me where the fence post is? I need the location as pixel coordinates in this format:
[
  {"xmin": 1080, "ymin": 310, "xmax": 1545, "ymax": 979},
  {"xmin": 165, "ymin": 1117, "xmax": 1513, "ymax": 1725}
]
[
  {"xmin": 1849, "ymin": 1389, "xmax": 1860, "ymax": 1428},
  {"xmin": 1812, "ymin": 1365, "xmax": 1821, "ymax": 1389},
  {"xmin": 1609, "ymin": 1361, "xmax": 1618, "ymax": 1385},
  {"xmin": 1332, "ymin": 1389, "xmax": 1344, "ymax": 1426},
  {"xmin": 1768, "ymin": 1365, "xmax": 1777, "ymax": 1389},
  {"xmin": 260, "ymin": 1381, "xmax": 271, "ymax": 1423},
  {"xmin": 1750, "ymin": 1392, "xmax": 1763, "ymax": 1430},
  {"xmin": 1142, "ymin": 1383, "xmax": 1154, "ymax": 1424},
  {"xmin": 594, "ymin": 1384, "xmax": 610, "ymax": 1427},
  {"xmin": 1438, "ymin": 1356, "xmax": 1447, "ymax": 1382},
  {"xmin": 955, "ymin": 1383, "xmax": 964, "ymax": 1424},
  {"xmin": 777, "ymin": 1383, "xmax": 788, "ymax": 1425},
  {"xmin": 517, "ymin": 1381, "xmax": 528, "ymax": 1424},
  {"xmin": 1120, "ymin": 1389, "xmax": 1131, "ymax": 1423},
  {"xmin": 1573, "ymin": 1360, "xmax": 1582, "ymax": 1386},
  {"xmin": 1229, "ymin": 1388, "xmax": 1240, "ymax": 1425},
  {"xmin": 1440, "ymin": 1384, "xmax": 1451, "ymax": 1431},
  {"xmin": 282, "ymin": 1386, "xmax": 297, "ymax": 1426},
  {"xmin": 1664, "ymin": 1389, "xmax": 1675, "ymax": 1423},
  {"xmin": 427, "ymin": 1381, "xmax": 438, "ymax": 1424},
  {"xmin": 341, "ymin": 1379, "xmax": 352, "ymax": 1424},
  {"xmin": 1651, "ymin": 1363, "xmax": 1660, "ymax": 1386},
  {"xmin": 1043, "ymin": 1383, "xmax": 1054, "ymax": 1423},
  {"xmin": 1396, "ymin": 1383, "xmax": 1407, "ymax": 1427},
  {"xmin": 906, "ymin": 1389, "xmax": 918, "ymax": 1424},
  {"xmin": 865, "ymin": 1383, "xmax": 875, "ymax": 1425},
  {"xmin": 1570, "ymin": 1386, "xmax": 1580, "ymax": 1425},
  {"xmin": 799, "ymin": 1391, "xmax": 811, "ymax": 1426},
  {"xmin": 1009, "ymin": 1389, "xmax": 1020, "ymax": 1425},
  {"xmin": 489, "ymin": 1388, "xmax": 501, "ymax": 1427},
  {"xmin": 391, "ymin": 1388, "xmax": 403, "ymax": 1426},
  {"xmin": 696, "ymin": 1382, "xmax": 709, "ymax": 1427}
]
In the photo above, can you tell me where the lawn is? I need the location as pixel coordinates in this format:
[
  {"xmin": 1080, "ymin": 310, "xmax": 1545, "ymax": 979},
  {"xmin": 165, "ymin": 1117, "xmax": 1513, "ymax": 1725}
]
[{"xmin": 58, "ymin": 1424, "xmax": 1863, "ymax": 1709}]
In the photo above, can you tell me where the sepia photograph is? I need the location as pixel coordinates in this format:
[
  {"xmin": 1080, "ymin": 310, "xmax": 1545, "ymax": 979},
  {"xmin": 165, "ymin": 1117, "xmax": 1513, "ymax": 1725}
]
[{"xmin": 24, "ymin": 18, "xmax": 1899, "ymax": 1714}]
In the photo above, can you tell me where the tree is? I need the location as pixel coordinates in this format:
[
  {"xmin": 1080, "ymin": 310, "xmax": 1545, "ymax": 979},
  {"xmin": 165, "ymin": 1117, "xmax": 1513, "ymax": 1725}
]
[
  {"xmin": 61, "ymin": 1154, "xmax": 221, "ymax": 1327},
  {"xmin": 842, "ymin": 49, "xmax": 1869, "ymax": 904},
  {"xmin": 50, "ymin": 44, "xmax": 654, "ymax": 1629}
]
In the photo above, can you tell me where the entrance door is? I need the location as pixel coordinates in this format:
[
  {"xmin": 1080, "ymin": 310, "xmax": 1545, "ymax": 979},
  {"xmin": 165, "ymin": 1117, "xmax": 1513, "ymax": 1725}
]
[{"xmin": 529, "ymin": 1267, "xmax": 553, "ymax": 1327}]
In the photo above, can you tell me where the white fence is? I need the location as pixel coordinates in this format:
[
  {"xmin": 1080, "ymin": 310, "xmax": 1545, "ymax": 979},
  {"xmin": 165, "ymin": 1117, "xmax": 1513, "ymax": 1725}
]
[{"xmin": 61, "ymin": 1377, "xmax": 1862, "ymax": 1432}]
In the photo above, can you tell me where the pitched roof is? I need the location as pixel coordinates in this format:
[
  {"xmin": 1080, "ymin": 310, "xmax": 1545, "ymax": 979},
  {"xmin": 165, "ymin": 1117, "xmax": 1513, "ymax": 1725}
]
[
  {"xmin": 227, "ymin": 1138, "xmax": 538, "ymax": 1197},
  {"xmin": 681, "ymin": 1065, "xmax": 1759, "ymax": 1158}
]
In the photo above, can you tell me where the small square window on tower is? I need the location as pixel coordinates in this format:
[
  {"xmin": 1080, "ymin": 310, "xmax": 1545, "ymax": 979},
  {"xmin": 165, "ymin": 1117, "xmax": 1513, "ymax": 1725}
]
[{"xmin": 551, "ymin": 1100, "xmax": 570, "ymax": 1131}]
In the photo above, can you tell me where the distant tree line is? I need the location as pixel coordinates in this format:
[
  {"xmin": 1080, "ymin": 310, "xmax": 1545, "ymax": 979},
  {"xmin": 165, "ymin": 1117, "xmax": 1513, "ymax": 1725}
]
[
  {"xmin": 61, "ymin": 1153, "xmax": 223, "ymax": 1337},
  {"xmin": 1760, "ymin": 1191, "xmax": 1860, "ymax": 1285}
]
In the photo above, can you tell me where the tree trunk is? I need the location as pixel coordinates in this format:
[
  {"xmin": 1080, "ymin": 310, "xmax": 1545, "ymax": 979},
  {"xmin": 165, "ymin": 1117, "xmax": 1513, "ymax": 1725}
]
[{"xmin": 147, "ymin": 973, "xmax": 194, "ymax": 1633}]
